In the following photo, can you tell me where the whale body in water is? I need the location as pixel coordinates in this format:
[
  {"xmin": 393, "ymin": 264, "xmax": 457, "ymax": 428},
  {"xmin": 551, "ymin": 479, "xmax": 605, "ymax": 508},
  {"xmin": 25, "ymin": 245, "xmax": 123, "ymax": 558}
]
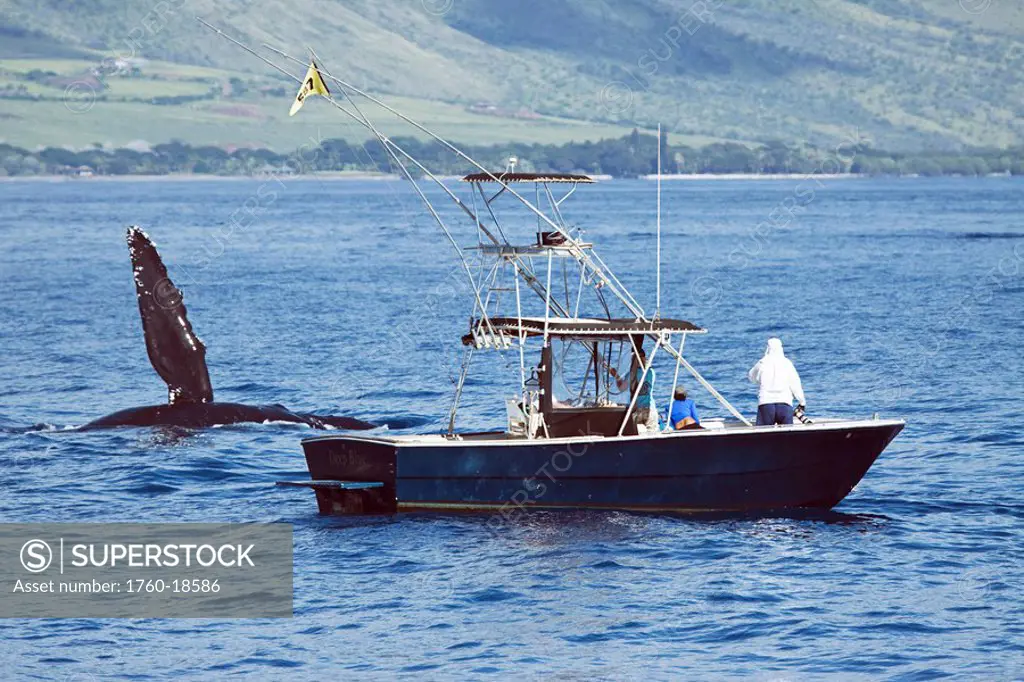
[{"xmin": 81, "ymin": 227, "xmax": 375, "ymax": 431}]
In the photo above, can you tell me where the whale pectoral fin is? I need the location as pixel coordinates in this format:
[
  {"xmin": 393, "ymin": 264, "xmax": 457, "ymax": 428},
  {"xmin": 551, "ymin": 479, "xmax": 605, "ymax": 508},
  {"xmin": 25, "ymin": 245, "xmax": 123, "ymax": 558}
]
[
  {"xmin": 302, "ymin": 414, "xmax": 377, "ymax": 431},
  {"xmin": 127, "ymin": 226, "xmax": 214, "ymax": 405}
]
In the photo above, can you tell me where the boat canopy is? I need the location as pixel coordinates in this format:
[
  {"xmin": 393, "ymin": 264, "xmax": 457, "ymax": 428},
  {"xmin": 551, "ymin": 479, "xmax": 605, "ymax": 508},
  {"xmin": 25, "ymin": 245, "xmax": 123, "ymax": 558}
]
[
  {"xmin": 462, "ymin": 316, "xmax": 706, "ymax": 345},
  {"xmin": 461, "ymin": 172, "xmax": 595, "ymax": 184}
]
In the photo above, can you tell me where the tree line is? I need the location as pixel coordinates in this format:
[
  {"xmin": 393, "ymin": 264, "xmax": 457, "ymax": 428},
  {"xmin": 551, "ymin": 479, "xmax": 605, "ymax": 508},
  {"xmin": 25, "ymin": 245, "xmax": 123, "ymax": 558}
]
[{"xmin": 1, "ymin": 130, "xmax": 1022, "ymax": 178}]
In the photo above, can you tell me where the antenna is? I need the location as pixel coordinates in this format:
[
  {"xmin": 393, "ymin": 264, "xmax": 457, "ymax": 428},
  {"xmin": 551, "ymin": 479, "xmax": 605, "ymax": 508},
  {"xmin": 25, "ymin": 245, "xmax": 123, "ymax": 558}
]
[{"xmin": 656, "ymin": 123, "xmax": 662, "ymax": 319}]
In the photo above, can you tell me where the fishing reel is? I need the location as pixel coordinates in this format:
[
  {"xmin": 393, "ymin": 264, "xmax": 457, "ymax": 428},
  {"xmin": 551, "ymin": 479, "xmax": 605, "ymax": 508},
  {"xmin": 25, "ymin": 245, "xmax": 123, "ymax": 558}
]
[{"xmin": 794, "ymin": 405, "xmax": 813, "ymax": 424}]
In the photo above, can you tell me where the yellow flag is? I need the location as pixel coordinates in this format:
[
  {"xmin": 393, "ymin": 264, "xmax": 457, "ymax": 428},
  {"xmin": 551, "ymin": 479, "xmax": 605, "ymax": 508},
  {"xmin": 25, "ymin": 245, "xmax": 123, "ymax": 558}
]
[{"xmin": 289, "ymin": 61, "xmax": 330, "ymax": 116}]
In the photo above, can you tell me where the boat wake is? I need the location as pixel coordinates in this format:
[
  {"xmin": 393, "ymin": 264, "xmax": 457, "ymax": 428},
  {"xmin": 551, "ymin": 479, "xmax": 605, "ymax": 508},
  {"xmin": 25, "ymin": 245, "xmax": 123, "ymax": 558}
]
[
  {"xmin": 1, "ymin": 413, "xmax": 431, "ymax": 435},
  {"xmin": 1, "ymin": 422, "xmax": 79, "ymax": 434}
]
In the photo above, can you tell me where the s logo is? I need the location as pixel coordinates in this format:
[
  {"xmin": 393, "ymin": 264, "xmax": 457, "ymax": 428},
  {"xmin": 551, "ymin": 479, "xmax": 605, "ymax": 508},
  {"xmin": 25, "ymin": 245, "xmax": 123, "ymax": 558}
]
[{"xmin": 20, "ymin": 539, "xmax": 53, "ymax": 573}]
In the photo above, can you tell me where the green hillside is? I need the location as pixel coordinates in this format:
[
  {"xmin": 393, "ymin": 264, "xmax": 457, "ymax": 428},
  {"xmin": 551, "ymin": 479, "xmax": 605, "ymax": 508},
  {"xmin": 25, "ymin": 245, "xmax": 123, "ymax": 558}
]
[{"xmin": 0, "ymin": 0, "xmax": 1020, "ymax": 151}]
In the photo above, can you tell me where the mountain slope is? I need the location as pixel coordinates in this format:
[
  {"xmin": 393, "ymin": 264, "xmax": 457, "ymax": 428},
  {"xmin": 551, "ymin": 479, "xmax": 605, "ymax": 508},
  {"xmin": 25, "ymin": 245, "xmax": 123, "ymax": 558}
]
[{"xmin": 0, "ymin": 0, "xmax": 1020, "ymax": 150}]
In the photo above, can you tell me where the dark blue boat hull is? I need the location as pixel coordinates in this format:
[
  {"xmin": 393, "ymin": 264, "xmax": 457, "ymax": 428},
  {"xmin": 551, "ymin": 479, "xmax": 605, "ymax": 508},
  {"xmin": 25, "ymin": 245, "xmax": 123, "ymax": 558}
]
[{"xmin": 299, "ymin": 421, "xmax": 904, "ymax": 515}]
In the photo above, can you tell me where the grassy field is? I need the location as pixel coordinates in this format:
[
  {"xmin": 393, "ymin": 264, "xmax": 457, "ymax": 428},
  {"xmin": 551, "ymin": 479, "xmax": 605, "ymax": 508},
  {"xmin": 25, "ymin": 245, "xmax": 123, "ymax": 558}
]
[
  {"xmin": 0, "ymin": 57, "xmax": 737, "ymax": 150},
  {"xmin": 1, "ymin": 0, "xmax": 1020, "ymax": 151},
  {"xmin": 0, "ymin": 57, "xmax": 253, "ymax": 80},
  {"xmin": 0, "ymin": 95, "xmax": 735, "ymax": 150}
]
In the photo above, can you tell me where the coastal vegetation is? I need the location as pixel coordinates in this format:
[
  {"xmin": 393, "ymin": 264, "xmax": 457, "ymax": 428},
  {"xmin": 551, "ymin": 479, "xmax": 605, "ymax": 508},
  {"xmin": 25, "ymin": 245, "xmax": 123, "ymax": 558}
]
[{"xmin": 2, "ymin": 132, "xmax": 1021, "ymax": 178}]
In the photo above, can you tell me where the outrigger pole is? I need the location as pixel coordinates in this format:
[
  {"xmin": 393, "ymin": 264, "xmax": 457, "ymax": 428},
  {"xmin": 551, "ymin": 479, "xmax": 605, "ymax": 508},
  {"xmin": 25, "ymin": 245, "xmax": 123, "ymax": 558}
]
[
  {"xmin": 195, "ymin": 18, "xmax": 753, "ymax": 426},
  {"xmin": 201, "ymin": 18, "xmax": 640, "ymax": 321},
  {"xmin": 252, "ymin": 36, "xmax": 574, "ymax": 325},
  {"xmin": 199, "ymin": 20, "xmax": 510, "ymax": 345},
  {"xmin": 258, "ymin": 40, "xmax": 647, "ymax": 320}
]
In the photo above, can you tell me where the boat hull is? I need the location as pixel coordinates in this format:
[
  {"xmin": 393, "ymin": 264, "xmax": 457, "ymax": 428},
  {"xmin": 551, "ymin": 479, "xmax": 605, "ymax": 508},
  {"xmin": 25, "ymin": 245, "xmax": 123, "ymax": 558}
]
[{"xmin": 298, "ymin": 420, "xmax": 904, "ymax": 515}]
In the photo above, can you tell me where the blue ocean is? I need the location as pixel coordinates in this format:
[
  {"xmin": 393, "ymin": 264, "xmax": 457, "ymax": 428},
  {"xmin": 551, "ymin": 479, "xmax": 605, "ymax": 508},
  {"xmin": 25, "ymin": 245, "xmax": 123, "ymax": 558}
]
[{"xmin": 0, "ymin": 176, "xmax": 1021, "ymax": 680}]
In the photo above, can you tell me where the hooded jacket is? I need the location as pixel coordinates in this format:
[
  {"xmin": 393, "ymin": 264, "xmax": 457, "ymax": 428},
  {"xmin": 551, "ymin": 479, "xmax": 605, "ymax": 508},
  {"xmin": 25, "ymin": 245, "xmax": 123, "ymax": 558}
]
[{"xmin": 747, "ymin": 338, "xmax": 806, "ymax": 407}]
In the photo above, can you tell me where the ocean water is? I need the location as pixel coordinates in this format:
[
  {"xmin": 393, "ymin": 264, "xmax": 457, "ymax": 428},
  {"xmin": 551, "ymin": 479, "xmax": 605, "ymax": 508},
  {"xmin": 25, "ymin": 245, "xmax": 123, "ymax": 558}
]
[{"xmin": 0, "ymin": 176, "xmax": 1022, "ymax": 680}]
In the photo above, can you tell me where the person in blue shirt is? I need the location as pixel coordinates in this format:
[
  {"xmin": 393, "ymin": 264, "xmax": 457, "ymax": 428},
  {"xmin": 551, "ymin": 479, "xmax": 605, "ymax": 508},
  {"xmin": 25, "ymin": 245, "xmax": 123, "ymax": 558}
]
[{"xmin": 665, "ymin": 387, "xmax": 701, "ymax": 430}]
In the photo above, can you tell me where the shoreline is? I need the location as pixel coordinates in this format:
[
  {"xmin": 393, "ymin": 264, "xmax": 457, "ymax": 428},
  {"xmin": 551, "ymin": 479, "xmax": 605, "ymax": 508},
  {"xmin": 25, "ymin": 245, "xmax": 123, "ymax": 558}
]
[
  {"xmin": 640, "ymin": 172, "xmax": 868, "ymax": 180},
  {"xmin": 0, "ymin": 172, "xmax": 1016, "ymax": 183},
  {"xmin": 0, "ymin": 172, "xmax": 409, "ymax": 183}
]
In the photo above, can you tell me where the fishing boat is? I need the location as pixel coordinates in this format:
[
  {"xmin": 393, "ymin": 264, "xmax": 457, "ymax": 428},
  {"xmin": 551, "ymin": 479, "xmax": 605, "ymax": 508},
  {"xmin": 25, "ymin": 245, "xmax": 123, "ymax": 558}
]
[
  {"xmin": 287, "ymin": 161, "xmax": 903, "ymax": 515},
  {"xmin": 288, "ymin": 171, "xmax": 903, "ymax": 515},
  {"xmin": 201, "ymin": 22, "xmax": 904, "ymax": 515}
]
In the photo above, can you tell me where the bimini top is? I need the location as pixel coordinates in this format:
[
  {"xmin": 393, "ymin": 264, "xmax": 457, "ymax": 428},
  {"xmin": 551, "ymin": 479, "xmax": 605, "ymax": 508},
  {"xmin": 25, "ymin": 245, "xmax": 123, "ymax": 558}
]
[
  {"xmin": 461, "ymin": 172, "xmax": 595, "ymax": 184},
  {"xmin": 463, "ymin": 316, "xmax": 706, "ymax": 345}
]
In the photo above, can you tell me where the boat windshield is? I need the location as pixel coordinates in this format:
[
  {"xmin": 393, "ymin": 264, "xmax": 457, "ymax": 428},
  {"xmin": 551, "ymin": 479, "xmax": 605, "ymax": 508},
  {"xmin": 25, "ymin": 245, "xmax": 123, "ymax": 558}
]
[{"xmin": 549, "ymin": 338, "xmax": 635, "ymax": 409}]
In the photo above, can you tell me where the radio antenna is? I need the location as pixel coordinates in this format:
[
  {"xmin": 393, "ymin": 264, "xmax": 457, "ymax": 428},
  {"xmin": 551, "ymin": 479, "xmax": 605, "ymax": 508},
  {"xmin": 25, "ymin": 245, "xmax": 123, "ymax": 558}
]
[{"xmin": 656, "ymin": 123, "xmax": 662, "ymax": 320}]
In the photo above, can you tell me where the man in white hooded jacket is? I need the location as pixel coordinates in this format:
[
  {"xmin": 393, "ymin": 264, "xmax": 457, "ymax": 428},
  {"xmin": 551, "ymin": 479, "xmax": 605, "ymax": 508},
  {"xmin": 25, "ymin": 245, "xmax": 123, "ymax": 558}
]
[{"xmin": 747, "ymin": 338, "xmax": 805, "ymax": 426}]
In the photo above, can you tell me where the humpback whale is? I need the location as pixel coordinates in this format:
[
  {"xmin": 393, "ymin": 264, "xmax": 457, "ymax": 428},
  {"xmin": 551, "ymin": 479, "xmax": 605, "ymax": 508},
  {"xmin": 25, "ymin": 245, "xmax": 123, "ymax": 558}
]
[{"xmin": 81, "ymin": 227, "xmax": 375, "ymax": 431}]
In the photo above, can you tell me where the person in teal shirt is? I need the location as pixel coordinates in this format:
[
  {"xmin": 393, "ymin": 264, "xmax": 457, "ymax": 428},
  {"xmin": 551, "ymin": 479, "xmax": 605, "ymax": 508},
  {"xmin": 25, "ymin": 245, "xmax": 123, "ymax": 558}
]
[
  {"xmin": 611, "ymin": 348, "xmax": 659, "ymax": 433},
  {"xmin": 665, "ymin": 387, "xmax": 701, "ymax": 430}
]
